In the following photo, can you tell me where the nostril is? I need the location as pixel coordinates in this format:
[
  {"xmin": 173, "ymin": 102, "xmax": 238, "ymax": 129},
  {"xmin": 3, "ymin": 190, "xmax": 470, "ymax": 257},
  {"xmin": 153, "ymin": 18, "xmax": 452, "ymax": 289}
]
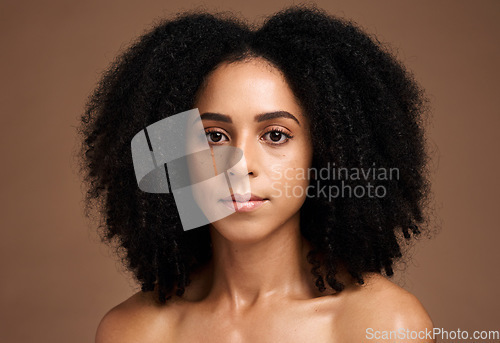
[{"xmin": 229, "ymin": 170, "xmax": 253, "ymax": 176}]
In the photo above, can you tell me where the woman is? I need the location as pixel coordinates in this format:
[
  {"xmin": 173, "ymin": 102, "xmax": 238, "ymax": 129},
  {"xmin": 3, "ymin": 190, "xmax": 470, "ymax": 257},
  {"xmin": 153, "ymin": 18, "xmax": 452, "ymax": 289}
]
[{"xmin": 78, "ymin": 6, "xmax": 434, "ymax": 342}]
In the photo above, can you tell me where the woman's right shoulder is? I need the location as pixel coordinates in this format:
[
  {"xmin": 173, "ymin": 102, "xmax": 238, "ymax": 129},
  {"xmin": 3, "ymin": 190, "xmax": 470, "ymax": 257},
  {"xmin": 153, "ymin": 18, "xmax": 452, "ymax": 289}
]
[{"xmin": 95, "ymin": 290, "xmax": 179, "ymax": 343}]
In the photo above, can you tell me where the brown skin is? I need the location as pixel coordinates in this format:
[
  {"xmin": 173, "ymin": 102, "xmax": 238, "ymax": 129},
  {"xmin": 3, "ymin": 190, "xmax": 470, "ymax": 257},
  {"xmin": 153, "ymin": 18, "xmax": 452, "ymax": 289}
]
[{"xmin": 96, "ymin": 58, "xmax": 435, "ymax": 343}]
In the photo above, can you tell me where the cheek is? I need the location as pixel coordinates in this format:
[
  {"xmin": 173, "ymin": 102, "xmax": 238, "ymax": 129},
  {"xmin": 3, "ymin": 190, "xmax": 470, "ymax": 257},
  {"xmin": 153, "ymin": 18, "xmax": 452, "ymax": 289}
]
[
  {"xmin": 267, "ymin": 160, "xmax": 312, "ymax": 203},
  {"xmin": 267, "ymin": 140, "xmax": 313, "ymax": 180},
  {"xmin": 265, "ymin": 138, "xmax": 312, "ymax": 179}
]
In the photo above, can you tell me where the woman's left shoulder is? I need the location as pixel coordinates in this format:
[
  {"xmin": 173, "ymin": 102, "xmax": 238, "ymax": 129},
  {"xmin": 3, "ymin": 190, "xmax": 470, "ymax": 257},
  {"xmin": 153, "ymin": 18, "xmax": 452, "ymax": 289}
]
[
  {"xmin": 369, "ymin": 273, "xmax": 432, "ymax": 323},
  {"xmin": 336, "ymin": 273, "xmax": 435, "ymax": 342}
]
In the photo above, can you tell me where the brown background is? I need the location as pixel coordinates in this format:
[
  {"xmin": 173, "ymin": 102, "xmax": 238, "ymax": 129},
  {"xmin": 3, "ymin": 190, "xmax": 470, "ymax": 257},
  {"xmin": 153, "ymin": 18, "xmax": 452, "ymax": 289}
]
[{"xmin": 1, "ymin": 0, "xmax": 499, "ymax": 342}]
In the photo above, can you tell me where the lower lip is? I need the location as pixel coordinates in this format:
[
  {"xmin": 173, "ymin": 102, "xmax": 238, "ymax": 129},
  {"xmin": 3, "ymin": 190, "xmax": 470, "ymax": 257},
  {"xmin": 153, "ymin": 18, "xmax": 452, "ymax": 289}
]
[{"xmin": 221, "ymin": 200, "xmax": 267, "ymax": 212}]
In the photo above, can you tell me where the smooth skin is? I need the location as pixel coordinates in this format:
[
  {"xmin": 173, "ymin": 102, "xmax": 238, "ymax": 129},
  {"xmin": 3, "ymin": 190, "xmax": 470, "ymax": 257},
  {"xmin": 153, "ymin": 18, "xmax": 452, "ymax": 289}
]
[{"xmin": 96, "ymin": 58, "xmax": 435, "ymax": 343}]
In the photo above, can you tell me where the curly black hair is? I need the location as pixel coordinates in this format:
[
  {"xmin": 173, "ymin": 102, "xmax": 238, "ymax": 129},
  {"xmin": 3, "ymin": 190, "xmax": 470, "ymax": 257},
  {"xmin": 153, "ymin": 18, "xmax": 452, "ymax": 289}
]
[{"xmin": 77, "ymin": 5, "xmax": 431, "ymax": 303}]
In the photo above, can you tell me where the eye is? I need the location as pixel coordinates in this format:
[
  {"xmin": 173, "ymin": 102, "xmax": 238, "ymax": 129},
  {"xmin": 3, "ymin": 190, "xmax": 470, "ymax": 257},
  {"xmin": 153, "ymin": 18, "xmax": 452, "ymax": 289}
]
[
  {"xmin": 262, "ymin": 128, "xmax": 293, "ymax": 145},
  {"xmin": 205, "ymin": 129, "xmax": 229, "ymax": 144}
]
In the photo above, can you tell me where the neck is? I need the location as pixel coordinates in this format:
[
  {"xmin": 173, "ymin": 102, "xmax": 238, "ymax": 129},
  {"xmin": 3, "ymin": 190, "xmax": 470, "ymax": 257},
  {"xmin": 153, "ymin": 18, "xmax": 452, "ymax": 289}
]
[{"xmin": 204, "ymin": 214, "xmax": 316, "ymax": 312}]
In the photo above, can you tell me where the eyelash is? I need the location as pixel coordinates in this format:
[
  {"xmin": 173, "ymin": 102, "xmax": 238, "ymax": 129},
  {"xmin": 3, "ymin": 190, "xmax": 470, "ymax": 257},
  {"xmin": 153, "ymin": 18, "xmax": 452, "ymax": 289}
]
[
  {"xmin": 262, "ymin": 128, "xmax": 293, "ymax": 145},
  {"xmin": 204, "ymin": 129, "xmax": 229, "ymax": 144},
  {"xmin": 204, "ymin": 127, "xmax": 294, "ymax": 145}
]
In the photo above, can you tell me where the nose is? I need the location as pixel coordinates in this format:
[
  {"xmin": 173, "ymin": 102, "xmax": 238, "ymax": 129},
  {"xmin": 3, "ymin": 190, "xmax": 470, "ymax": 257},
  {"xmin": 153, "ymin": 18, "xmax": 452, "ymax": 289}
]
[
  {"xmin": 227, "ymin": 134, "xmax": 258, "ymax": 178},
  {"xmin": 228, "ymin": 159, "xmax": 253, "ymax": 177}
]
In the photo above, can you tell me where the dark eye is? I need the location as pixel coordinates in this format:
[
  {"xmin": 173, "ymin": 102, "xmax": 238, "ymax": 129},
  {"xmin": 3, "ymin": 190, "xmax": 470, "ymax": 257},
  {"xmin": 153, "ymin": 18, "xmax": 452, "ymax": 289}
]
[
  {"xmin": 262, "ymin": 129, "xmax": 292, "ymax": 144},
  {"xmin": 205, "ymin": 130, "xmax": 228, "ymax": 144},
  {"xmin": 269, "ymin": 131, "xmax": 283, "ymax": 142}
]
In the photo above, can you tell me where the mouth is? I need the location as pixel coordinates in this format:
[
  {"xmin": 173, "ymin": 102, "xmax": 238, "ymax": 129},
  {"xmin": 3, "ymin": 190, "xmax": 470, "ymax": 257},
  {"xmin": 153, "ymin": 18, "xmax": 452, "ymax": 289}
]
[{"xmin": 220, "ymin": 193, "xmax": 269, "ymax": 212}]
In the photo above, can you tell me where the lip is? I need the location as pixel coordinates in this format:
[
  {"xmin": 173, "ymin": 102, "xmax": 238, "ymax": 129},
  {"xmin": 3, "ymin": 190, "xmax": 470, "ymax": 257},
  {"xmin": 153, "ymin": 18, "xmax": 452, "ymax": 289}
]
[{"xmin": 220, "ymin": 193, "xmax": 269, "ymax": 212}]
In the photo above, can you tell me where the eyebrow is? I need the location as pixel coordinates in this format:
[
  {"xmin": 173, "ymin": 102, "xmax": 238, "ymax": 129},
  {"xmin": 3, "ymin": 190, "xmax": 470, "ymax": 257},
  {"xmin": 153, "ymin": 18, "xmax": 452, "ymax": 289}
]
[
  {"xmin": 197, "ymin": 110, "xmax": 300, "ymax": 126},
  {"xmin": 255, "ymin": 111, "xmax": 300, "ymax": 126},
  {"xmin": 198, "ymin": 112, "xmax": 232, "ymax": 123}
]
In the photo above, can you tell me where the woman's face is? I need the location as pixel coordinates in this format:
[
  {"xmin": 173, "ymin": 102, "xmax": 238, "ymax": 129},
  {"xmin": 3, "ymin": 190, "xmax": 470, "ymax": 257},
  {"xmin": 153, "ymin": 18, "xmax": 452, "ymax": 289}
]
[{"xmin": 192, "ymin": 57, "xmax": 313, "ymax": 243}]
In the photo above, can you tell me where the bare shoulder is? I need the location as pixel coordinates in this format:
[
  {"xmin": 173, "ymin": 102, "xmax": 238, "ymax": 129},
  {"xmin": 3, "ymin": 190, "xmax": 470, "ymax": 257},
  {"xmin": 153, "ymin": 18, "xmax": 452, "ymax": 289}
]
[
  {"xmin": 337, "ymin": 273, "xmax": 435, "ymax": 343},
  {"xmin": 360, "ymin": 273, "xmax": 433, "ymax": 327},
  {"xmin": 95, "ymin": 291, "xmax": 179, "ymax": 343}
]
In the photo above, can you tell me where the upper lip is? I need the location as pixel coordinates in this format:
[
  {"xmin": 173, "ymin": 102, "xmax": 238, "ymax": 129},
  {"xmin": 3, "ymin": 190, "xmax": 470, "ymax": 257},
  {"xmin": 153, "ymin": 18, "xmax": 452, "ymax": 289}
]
[{"xmin": 221, "ymin": 193, "xmax": 265, "ymax": 202}]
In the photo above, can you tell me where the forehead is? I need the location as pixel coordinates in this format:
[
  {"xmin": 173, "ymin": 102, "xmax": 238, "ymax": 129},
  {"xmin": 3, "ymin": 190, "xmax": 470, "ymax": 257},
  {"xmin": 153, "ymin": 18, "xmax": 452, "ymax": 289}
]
[{"xmin": 194, "ymin": 58, "xmax": 305, "ymax": 120}]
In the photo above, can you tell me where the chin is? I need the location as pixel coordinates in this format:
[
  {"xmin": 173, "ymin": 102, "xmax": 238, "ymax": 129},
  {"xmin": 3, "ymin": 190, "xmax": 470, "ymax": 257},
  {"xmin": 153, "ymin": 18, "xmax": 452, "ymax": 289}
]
[{"xmin": 209, "ymin": 215, "xmax": 277, "ymax": 244}]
